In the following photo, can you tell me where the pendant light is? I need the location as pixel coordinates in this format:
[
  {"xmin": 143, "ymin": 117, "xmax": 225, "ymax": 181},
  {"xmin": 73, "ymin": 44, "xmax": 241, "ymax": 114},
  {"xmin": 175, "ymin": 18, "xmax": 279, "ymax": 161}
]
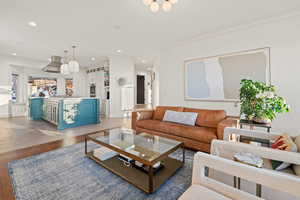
[
  {"xmin": 68, "ymin": 45, "xmax": 80, "ymax": 73},
  {"xmin": 61, "ymin": 50, "xmax": 70, "ymax": 75},
  {"xmin": 150, "ymin": 1, "xmax": 159, "ymax": 12},
  {"xmin": 143, "ymin": 0, "xmax": 153, "ymax": 5},
  {"xmin": 145, "ymin": 0, "xmax": 178, "ymax": 13},
  {"xmin": 162, "ymin": 0, "xmax": 172, "ymax": 12}
]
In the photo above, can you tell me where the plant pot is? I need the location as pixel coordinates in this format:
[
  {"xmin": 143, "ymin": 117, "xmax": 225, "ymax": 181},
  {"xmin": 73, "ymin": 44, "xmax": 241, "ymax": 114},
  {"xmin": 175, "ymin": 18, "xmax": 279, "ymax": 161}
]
[{"xmin": 253, "ymin": 117, "xmax": 271, "ymax": 124}]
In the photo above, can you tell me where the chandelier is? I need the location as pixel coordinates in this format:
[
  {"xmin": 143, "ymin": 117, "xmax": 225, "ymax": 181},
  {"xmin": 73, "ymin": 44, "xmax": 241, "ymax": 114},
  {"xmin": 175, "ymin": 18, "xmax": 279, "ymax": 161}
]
[
  {"xmin": 143, "ymin": 0, "xmax": 178, "ymax": 13},
  {"xmin": 61, "ymin": 45, "xmax": 80, "ymax": 75}
]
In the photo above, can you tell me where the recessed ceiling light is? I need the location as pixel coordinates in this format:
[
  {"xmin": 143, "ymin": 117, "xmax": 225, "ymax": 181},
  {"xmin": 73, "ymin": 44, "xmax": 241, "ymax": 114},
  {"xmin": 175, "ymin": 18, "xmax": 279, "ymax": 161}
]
[
  {"xmin": 147, "ymin": 67, "xmax": 152, "ymax": 71},
  {"xmin": 28, "ymin": 21, "xmax": 37, "ymax": 27},
  {"xmin": 141, "ymin": 60, "xmax": 146, "ymax": 63},
  {"xmin": 91, "ymin": 57, "xmax": 96, "ymax": 61},
  {"xmin": 116, "ymin": 49, "xmax": 122, "ymax": 53},
  {"xmin": 12, "ymin": 53, "xmax": 17, "ymax": 56}
]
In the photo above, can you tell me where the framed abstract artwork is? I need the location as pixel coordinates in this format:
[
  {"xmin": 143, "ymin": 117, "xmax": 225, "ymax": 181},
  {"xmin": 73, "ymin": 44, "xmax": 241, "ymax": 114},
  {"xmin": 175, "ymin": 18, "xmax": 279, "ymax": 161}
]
[{"xmin": 184, "ymin": 47, "xmax": 271, "ymax": 102}]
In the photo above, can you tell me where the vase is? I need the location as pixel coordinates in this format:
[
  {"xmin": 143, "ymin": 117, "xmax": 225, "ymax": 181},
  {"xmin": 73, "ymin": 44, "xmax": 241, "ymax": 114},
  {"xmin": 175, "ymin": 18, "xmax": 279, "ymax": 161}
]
[{"xmin": 253, "ymin": 117, "xmax": 271, "ymax": 124}]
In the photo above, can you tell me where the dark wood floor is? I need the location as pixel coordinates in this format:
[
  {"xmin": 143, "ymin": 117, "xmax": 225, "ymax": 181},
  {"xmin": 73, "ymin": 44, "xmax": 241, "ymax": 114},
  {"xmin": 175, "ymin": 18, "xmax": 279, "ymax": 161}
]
[{"xmin": 0, "ymin": 134, "xmax": 88, "ymax": 200}]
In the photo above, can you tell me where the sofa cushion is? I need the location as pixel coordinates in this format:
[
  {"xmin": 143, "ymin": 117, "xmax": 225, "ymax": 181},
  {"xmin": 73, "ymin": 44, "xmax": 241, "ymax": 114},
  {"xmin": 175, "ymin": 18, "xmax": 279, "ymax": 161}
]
[
  {"xmin": 163, "ymin": 110, "xmax": 198, "ymax": 126},
  {"xmin": 136, "ymin": 119, "xmax": 217, "ymax": 144},
  {"xmin": 183, "ymin": 108, "xmax": 226, "ymax": 128},
  {"xmin": 153, "ymin": 106, "xmax": 184, "ymax": 121}
]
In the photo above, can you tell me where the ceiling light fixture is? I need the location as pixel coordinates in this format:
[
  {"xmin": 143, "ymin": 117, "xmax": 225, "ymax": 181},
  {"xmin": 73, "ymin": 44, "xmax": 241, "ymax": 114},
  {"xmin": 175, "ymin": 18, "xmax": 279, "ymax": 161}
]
[
  {"xmin": 91, "ymin": 57, "xmax": 96, "ymax": 61},
  {"xmin": 116, "ymin": 49, "xmax": 122, "ymax": 53},
  {"xmin": 144, "ymin": 0, "xmax": 178, "ymax": 13},
  {"xmin": 12, "ymin": 53, "xmax": 17, "ymax": 56},
  {"xmin": 28, "ymin": 21, "xmax": 37, "ymax": 27},
  {"xmin": 68, "ymin": 45, "xmax": 80, "ymax": 73}
]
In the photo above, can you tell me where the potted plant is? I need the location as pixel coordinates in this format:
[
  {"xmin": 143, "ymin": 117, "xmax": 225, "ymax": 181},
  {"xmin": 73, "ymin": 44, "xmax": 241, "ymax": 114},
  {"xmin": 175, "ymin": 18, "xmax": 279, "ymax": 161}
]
[{"xmin": 240, "ymin": 79, "xmax": 290, "ymax": 123}]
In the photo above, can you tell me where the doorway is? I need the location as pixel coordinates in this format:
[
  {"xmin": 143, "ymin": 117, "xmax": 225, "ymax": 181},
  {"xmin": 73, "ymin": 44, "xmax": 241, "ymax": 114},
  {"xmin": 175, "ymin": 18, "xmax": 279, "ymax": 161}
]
[{"xmin": 136, "ymin": 75, "xmax": 145, "ymax": 104}]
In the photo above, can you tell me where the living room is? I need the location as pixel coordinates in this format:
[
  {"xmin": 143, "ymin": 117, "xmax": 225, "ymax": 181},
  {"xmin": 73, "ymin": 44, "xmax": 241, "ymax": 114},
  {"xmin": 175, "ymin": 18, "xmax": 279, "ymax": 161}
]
[{"xmin": 1, "ymin": 1, "xmax": 300, "ymax": 200}]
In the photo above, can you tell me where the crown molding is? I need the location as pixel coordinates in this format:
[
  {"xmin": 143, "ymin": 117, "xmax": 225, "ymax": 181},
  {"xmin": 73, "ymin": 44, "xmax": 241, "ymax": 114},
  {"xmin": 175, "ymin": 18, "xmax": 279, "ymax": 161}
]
[{"xmin": 166, "ymin": 10, "xmax": 300, "ymax": 49}]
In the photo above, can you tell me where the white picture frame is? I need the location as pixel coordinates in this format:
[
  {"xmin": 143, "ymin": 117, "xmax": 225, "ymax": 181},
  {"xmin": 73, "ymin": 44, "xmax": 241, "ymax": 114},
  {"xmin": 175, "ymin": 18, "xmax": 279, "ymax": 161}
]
[{"xmin": 184, "ymin": 47, "xmax": 271, "ymax": 102}]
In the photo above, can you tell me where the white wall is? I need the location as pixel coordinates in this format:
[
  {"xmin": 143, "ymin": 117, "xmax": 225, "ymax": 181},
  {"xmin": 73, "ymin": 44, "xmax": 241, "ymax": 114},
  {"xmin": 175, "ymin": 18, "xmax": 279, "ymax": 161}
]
[
  {"xmin": 0, "ymin": 58, "xmax": 12, "ymax": 117},
  {"xmin": 158, "ymin": 13, "xmax": 300, "ymax": 135},
  {"xmin": 109, "ymin": 56, "xmax": 135, "ymax": 118}
]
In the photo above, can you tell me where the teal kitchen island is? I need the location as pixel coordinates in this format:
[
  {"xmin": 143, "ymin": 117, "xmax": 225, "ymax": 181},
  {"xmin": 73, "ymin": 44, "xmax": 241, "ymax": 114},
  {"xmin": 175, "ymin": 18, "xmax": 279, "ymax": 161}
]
[{"xmin": 29, "ymin": 97, "xmax": 100, "ymax": 130}]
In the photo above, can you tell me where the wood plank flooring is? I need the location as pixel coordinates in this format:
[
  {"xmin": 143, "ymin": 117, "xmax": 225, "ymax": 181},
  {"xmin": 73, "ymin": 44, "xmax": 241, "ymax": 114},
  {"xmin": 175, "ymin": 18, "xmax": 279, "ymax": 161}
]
[
  {"xmin": 0, "ymin": 117, "xmax": 131, "ymax": 200},
  {"xmin": 0, "ymin": 134, "xmax": 88, "ymax": 200}
]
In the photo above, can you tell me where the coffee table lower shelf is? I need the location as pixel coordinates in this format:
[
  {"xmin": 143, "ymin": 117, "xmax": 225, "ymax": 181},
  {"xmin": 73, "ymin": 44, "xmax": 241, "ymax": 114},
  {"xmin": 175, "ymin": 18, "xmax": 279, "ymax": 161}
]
[{"xmin": 86, "ymin": 151, "xmax": 183, "ymax": 193}]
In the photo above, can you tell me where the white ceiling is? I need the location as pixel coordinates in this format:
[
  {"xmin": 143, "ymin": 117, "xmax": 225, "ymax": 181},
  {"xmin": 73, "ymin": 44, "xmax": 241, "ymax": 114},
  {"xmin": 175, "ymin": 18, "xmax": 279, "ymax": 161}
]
[{"xmin": 1, "ymin": 0, "xmax": 300, "ymax": 67}]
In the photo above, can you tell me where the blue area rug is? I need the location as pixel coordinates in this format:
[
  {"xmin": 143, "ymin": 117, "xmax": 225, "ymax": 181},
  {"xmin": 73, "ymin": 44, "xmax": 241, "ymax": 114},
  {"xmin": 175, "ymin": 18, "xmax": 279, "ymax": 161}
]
[{"xmin": 8, "ymin": 142, "xmax": 194, "ymax": 200}]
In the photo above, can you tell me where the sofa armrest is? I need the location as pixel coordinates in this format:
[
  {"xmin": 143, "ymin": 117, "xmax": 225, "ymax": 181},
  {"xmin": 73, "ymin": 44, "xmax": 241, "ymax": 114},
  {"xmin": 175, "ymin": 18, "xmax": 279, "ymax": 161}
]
[
  {"xmin": 131, "ymin": 110, "xmax": 154, "ymax": 130},
  {"xmin": 217, "ymin": 118, "xmax": 239, "ymax": 140}
]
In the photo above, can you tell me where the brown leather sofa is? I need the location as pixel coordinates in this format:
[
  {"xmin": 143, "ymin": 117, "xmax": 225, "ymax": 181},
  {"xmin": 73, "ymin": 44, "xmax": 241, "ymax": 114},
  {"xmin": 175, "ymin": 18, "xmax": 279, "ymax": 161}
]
[{"xmin": 132, "ymin": 106, "xmax": 238, "ymax": 153}]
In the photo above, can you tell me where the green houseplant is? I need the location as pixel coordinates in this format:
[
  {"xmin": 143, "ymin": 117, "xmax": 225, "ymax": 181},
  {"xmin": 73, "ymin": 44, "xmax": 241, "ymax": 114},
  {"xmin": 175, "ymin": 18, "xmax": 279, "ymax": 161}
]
[{"xmin": 240, "ymin": 79, "xmax": 290, "ymax": 123}]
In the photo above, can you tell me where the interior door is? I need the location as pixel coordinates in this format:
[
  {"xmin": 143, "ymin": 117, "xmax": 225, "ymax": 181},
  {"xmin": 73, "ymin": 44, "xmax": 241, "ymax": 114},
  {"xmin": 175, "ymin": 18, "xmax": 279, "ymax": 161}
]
[{"xmin": 137, "ymin": 75, "xmax": 145, "ymax": 104}]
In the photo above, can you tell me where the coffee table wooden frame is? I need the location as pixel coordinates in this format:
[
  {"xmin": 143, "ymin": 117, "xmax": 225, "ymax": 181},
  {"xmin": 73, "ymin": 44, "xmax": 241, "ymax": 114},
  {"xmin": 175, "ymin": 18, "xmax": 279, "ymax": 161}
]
[{"xmin": 85, "ymin": 131, "xmax": 185, "ymax": 194}]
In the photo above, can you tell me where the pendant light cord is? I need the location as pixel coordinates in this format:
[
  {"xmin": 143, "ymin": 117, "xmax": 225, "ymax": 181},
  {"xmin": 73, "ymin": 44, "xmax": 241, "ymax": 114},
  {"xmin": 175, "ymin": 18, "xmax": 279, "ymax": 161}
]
[{"xmin": 72, "ymin": 45, "xmax": 76, "ymax": 60}]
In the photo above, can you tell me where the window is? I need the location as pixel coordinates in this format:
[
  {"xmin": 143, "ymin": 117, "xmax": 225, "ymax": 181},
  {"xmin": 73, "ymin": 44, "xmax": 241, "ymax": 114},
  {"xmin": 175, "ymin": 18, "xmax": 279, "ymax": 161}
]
[
  {"xmin": 11, "ymin": 74, "xmax": 18, "ymax": 102},
  {"xmin": 65, "ymin": 78, "xmax": 74, "ymax": 96},
  {"xmin": 28, "ymin": 77, "xmax": 57, "ymax": 97}
]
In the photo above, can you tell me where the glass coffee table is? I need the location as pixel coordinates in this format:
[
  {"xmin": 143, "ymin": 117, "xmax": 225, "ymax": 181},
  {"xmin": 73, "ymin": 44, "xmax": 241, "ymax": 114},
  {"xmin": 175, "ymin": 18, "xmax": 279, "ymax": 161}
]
[{"xmin": 85, "ymin": 128, "xmax": 185, "ymax": 194}]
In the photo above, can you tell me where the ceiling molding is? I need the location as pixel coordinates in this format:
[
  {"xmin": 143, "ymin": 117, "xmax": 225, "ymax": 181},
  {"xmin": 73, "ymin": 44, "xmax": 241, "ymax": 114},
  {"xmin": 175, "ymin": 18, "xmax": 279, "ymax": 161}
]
[{"xmin": 167, "ymin": 9, "xmax": 300, "ymax": 49}]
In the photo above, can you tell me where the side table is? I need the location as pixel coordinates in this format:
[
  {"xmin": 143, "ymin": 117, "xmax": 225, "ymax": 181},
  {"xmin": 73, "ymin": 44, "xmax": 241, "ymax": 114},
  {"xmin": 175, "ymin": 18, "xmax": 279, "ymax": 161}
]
[{"xmin": 234, "ymin": 119, "xmax": 272, "ymax": 197}]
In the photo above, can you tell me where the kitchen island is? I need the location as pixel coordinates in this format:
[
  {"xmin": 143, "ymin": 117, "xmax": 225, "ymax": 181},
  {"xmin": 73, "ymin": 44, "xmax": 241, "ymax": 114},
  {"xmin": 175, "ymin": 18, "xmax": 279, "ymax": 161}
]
[{"xmin": 29, "ymin": 97, "xmax": 100, "ymax": 130}]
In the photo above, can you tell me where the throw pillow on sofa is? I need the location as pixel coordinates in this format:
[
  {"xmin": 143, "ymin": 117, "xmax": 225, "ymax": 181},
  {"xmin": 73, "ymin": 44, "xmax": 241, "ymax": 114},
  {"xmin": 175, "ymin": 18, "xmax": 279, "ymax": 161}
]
[
  {"xmin": 271, "ymin": 133, "xmax": 298, "ymax": 171},
  {"xmin": 163, "ymin": 110, "xmax": 198, "ymax": 126}
]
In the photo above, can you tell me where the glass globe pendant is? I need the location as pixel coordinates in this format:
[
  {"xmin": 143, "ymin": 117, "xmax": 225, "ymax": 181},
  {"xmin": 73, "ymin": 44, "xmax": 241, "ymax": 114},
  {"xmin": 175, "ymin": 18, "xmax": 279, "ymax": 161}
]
[
  {"xmin": 144, "ymin": 0, "xmax": 178, "ymax": 13},
  {"xmin": 68, "ymin": 45, "xmax": 80, "ymax": 73},
  {"xmin": 61, "ymin": 50, "xmax": 70, "ymax": 75},
  {"xmin": 162, "ymin": 0, "xmax": 172, "ymax": 12},
  {"xmin": 150, "ymin": 1, "xmax": 159, "ymax": 13},
  {"xmin": 143, "ymin": 0, "xmax": 153, "ymax": 6},
  {"xmin": 169, "ymin": 0, "xmax": 178, "ymax": 4}
]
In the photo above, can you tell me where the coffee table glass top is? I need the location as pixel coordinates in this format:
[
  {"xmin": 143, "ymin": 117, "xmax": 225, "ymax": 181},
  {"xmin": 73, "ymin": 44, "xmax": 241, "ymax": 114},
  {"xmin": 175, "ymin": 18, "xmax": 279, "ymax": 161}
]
[{"xmin": 88, "ymin": 128, "xmax": 182, "ymax": 163}]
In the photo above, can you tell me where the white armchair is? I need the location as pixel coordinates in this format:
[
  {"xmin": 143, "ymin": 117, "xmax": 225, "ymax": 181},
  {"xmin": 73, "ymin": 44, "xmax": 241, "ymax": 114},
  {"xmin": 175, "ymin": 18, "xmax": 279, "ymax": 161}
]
[
  {"xmin": 209, "ymin": 127, "xmax": 300, "ymax": 200},
  {"xmin": 221, "ymin": 127, "xmax": 300, "ymax": 170},
  {"xmin": 179, "ymin": 151, "xmax": 300, "ymax": 200}
]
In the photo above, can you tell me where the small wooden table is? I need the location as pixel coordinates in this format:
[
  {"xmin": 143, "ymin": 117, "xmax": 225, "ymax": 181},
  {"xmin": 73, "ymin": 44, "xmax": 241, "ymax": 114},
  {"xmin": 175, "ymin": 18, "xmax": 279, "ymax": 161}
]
[
  {"xmin": 234, "ymin": 119, "xmax": 272, "ymax": 197},
  {"xmin": 239, "ymin": 119, "xmax": 271, "ymax": 133}
]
